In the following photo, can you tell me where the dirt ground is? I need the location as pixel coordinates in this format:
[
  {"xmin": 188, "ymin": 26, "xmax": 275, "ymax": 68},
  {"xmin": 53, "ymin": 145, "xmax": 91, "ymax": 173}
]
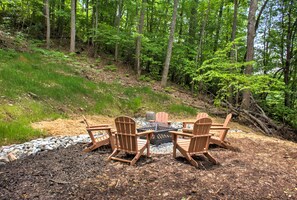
[{"xmin": 1, "ymin": 128, "xmax": 297, "ymax": 199}]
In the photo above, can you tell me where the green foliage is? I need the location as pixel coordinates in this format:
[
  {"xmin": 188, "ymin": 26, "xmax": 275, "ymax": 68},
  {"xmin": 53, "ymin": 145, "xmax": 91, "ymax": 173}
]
[
  {"xmin": 104, "ymin": 65, "xmax": 117, "ymax": 72},
  {"xmin": 168, "ymin": 104, "xmax": 197, "ymax": 116},
  {"xmin": 138, "ymin": 75, "xmax": 151, "ymax": 82},
  {"xmin": 194, "ymin": 39, "xmax": 284, "ymax": 103},
  {"xmin": 0, "ymin": 121, "xmax": 45, "ymax": 146},
  {"xmin": 127, "ymin": 97, "xmax": 142, "ymax": 114},
  {"xmin": 164, "ymin": 87, "xmax": 175, "ymax": 93}
]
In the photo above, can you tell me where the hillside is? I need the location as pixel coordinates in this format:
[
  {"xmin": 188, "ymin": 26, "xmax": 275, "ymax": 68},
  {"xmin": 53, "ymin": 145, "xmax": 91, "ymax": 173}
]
[{"xmin": 0, "ymin": 43, "xmax": 297, "ymax": 199}]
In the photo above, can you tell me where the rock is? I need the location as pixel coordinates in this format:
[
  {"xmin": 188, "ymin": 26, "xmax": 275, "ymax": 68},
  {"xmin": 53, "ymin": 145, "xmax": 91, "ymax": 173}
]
[
  {"xmin": 0, "ymin": 162, "xmax": 6, "ymax": 165},
  {"xmin": 7, "ymin": 153, "xmax": 17, "ymax": 161},
  {"xmin": 163, "ymin": 192, "xmax": 169, "ymax": 197},
  {"xmin": 0, "ymin": 156, "xmax": 9, "ymax": 163}
]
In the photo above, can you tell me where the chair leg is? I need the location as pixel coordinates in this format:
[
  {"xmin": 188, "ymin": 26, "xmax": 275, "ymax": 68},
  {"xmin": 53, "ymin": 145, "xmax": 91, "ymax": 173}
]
[
  {"xmin": 108, "ymin": 149, "xmax": 119, "ymax": 161},
  {"xmin": 131, "ymin": 152, "xmax": 142, "ymax": 166},
  {"xmin": 173, "ymin": 142, "xmax": 177, "ymax": 158},
  {"xmin": 204, "ymin": 152, "xmax": 218, "ymax": 164},
  {"xmin": 184, "ymin": 153, "xmax": 198, "ymax": 168},
  {"xmin": 146, "ymin": 143, "xmax": 150, "ymax": 157}
]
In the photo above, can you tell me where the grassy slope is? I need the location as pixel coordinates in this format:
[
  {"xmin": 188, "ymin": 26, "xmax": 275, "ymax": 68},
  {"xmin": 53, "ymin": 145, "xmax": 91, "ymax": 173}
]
[{"xmin": 0, "ymin": 49, "xmax": 197, "ymax": 145}]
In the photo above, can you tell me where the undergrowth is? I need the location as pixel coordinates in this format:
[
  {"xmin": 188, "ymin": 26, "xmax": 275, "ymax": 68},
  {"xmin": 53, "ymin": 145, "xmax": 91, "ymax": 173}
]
[{"xmin": 0, "ymin": 48, "xmax": 196, "ymax": 145}]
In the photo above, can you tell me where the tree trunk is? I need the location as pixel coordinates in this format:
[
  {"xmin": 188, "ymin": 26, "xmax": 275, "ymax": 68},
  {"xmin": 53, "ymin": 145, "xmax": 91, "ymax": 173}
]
[
  {"xmin": 195, "ymin": 0, "xmax": 211, "ymax": 94},
  {"xmin": 93, "ymin": 0, "xmax": 99, "ymax": 57},
  {"xmin": 86, "ymin": 0, "xmax": 89, "ymax": 32},
  {"xmin": 283, "ymin": 0, "xmax": 296, "ymax": 108},
  {"xmin": 161, "ymin": 0, "xmax": 178, "ymax": 87},
  {"xmin": 70, "ymin": 0, "xmax": 76, "ymax": 52},
  {"xmin": 195, "ymin": 0, "xmax": 211, "ymax": 66},
  {"xmin": 213, "ymin": 0, "xmax": 224, "ymax": 52},
  {"xmin": 241, "ymin": 0, "xmax": 258, "ymax": 110},
  {"xmin": 45, "ymin": 0, "xmax": 50, "ymax": 49},
  {"xmin": 135, "ymin": 0, "xmax": 147, "ymax": 77},
  {"xmin": 230, "ymin": 0, "xmax": 238, "ymax": 61},
  {"xmin": 188, "ymin": 0, "xmax": 198, "ymax": 45},
  {"xmin": 58, "ymin": 0, "xmax": 65, "ymax": 43},
  {"xmin": 114, "ymin": 0, "xmax": 123, "ymax": 62},
  {"xmin": 228, "ymin": 0, "xmax": 238, "ymax": 104},
  {"xmin": 178, "ymin": 0, "xmax": 185, "ymax": 42}
]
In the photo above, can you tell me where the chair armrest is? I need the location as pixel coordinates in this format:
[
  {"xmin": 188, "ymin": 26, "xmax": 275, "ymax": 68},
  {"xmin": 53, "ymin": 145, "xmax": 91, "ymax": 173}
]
[
  {"xmin": 210, "ymin": 127, "xmax": 230, "ymax": 131},
  {"xmin": 182, "ymin": 128, "xmax": 193, "ymax": 133},
  {"xmin": 211, "ymin": 123, "xmax": 224, "ymax": 126},
  {"xmin": 136, "ymin": 130, "xmax": 154, "ymax": 136},
  {"xmin": 183, "ymin": 121, "xmax": 195, "ymax": 124},
  {"xmin": 169, "ymin": 131, "xmax": 192, "ymax": 137},
  {"xmin": 194, "ymin": 134, "xmax": 212, "ymax": 138},
  {"xmin": 88, "ymin": 124, "xmax": 111, "ymax": 128},
  {"xmin": 87, "ymin": 126, "xmax": 112, "ymax": 131}
]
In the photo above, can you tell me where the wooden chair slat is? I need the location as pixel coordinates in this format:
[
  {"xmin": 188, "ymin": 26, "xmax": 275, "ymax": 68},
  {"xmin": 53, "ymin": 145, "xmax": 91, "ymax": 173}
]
[
  {"xmin": 82, "ymin": 116, "xmax": 115, "ymax": 152},
  {"xmin": 108, "ymin": 116, "xmax": 152, "ymax": 166},
  {"xmin": 172, "ymin": 117, "xmax": 218, "ymax": 167},
  {"xmin": 210, "ymin": 113, "xmax": 233, "ymax": 149}
]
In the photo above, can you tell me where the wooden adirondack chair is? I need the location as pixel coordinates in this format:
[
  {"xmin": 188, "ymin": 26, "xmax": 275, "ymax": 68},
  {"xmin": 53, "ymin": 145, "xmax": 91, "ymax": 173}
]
[
  {"xmin": 170, "ymin": 117, "xmax": 218, "ymax": 167},
  {"xmin": 210, "ymin": 113, "xmax": 232, "ymax": 149},
  {"xmin": 182, "ymin": 112, "xmax": 209, "ymax": 130},
  {"xmin": 82, "ymin": 115, "xmax": 115, "ymax": 152},
  {"xmin": 108, "ymin": 116, "xmax": 154, "ymax": 165},
  {"xmin": 155, "ymin": 112, "xmax": 171, "ymax": 126}
]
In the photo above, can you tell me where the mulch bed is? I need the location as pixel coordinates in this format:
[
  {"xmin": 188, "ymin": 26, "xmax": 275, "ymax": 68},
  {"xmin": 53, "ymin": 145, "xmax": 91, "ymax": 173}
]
[{"xmin": 1, "ymin": 136, "xmax": 297, "ymax": 199}]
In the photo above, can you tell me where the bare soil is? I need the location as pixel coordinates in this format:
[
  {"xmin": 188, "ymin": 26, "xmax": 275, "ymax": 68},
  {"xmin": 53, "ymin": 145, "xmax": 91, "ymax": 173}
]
[{"xmin": 1, "ymin": 131, "xmax": 297, "ymax": 199}]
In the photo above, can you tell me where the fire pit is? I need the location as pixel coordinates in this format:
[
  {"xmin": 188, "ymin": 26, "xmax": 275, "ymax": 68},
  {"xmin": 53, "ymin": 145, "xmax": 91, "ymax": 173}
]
[{"xmin": 137, "ymin": 124, "xmax": 178, "ymax": 145}]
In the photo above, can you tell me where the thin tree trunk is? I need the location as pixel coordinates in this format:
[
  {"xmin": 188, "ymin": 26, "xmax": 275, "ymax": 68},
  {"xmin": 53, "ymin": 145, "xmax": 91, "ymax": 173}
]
[
  {"xmin": 230, "ymin": 0, "xmax": 238, "ymax": 61},
  {"xmin": 70, "ymin": 0, "xmax": 76, "ymax": 52},
  {"xmin": 195, "ymin": 0, "xmax": 211, "ymax": 66},
  {"xmin": 255, "ymin": 0, "xmax": 269, "ymax": 33},
  {"xmin": 188, "ymin": 0, "xmax": 198, "ymax": 45},
  {"xmin": 241, "ymin": 0, "xmax": 258, "ymax": 110},
  {"xmin": 161, "ymin": 0, "xmax": 179, "ymax": 87},
  {"xmin": 86, "ymin": 0, "xmax": 89, "ymax": 32},
  {"xmin": 213, "ymin": 0, "xmax": 224, "ymax": 52},
  {"xmin": 178, "ymin": 0, "xmax": 185, "ymax": 43},
  {"xmin": 45, "ymin": 0, "xmax": 50, "ymax": 49},
  {"xmin": 195, "ymin": 0, "xmax": 211, "ymax": 94},
  {"xmin": 135, "ymin": 0, "xmax": 147, "ymax": 77},
  {"xmin": 228, "ymin": 0, "xmax": 238, "ymax": 104},
  {"xmin": 114, "ymin": 0, "xmax": 123, "ymax": 62},
  {"xmin": 93, "ymin": 0, "xmax": 99, "ymax": 57}
]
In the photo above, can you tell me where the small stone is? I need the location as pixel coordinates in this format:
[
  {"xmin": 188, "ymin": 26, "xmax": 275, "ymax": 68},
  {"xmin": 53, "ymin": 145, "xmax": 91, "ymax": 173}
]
[
  {"xmin": 0, "ymin": 156, "xmax": 9, "ymax": 163},
  {"xmin": 0, "ymin": 162, "xmax": 6, "ymax": 165},
  {"xmin": 163, "ymin": 193, "xmax": 169, "ymax": 197},
  {"xmin": 7, "ymin": 153, "xmax": 17, "ymax": 161}
]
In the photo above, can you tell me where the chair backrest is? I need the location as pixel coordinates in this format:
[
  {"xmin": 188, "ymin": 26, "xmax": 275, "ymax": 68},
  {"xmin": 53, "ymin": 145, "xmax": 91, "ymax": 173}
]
[
  {"xmin": 114, "ymin": 116, "xmax": 138, "ymax": 153},
  {"xmin": 82, "ymin": 115, "xmax": 90, "ymax": 128},
  {"xmin": 196, "ymin": 112, "xmax": 209, "ymax": 120},
  {"xmin": 223, "ymin": 113, "xmax": 232, "ymax": 127},
  {"xmin": 220, "ymin": 113, "xmax": 232, "ymax": 141},
  {"xmin": 155, "ymin": 112, "xmax": 169, "ymax": 124},
  {"xmin": 189, "ymin": 117, "xmax": 212, "ymax": 153}
]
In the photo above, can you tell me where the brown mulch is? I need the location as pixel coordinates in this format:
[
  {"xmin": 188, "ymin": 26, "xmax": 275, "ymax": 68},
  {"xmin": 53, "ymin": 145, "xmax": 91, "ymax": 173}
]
[{"xmin": 1, "ymin": 134, "xmax": 297, "ymax": 199}]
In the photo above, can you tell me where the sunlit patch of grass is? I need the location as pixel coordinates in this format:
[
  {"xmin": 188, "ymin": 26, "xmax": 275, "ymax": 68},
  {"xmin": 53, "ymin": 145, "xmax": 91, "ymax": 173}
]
[
  {"xmin": 168, "ymin": 104, "xmax": 197, "ymax": 115},
  {"xmin": 0, "ymin": 121, "xmax": 46, "ymax": 146},
  {"xmin": 0, "ymin": 49, "xmax": 194, "ymax": 145}
]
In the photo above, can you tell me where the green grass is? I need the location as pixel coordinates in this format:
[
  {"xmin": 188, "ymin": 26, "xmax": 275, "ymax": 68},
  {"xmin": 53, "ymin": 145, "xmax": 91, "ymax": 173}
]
[
  {"xmin": 0, "ymin": 48, "xmax": 196, "ymax": 145},
  {"xmin": 168, "ymin": 104, "xmax": 197, "ymax": 116}
]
